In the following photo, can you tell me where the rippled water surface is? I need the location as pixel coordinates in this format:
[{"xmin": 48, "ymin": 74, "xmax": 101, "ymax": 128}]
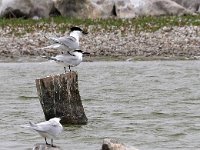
[{"xmin": 0, "ymin": 61, "xmax": 200, "ymax": 150}]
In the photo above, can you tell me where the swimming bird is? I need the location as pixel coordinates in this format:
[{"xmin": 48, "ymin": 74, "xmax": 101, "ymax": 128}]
[
  {"xmin": 42, "ymin": 26, "xmax": 88, "ymax": 52},
  {"xmin": 45, "ymin": 49, "xmax": 90, "ymax": 73},
  {"xmin": 25, "ymin": 117, "xmax": 63, "ymax": 147}
]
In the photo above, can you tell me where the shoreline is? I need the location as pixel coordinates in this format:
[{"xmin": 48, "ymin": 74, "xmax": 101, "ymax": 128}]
[
  {"xmin": 1, "ymin": 55, "xmax": 200, "ymax": 63},
  {"xmin": 0, "ymin": 17, "xmax": 200, "ymax": 62}
]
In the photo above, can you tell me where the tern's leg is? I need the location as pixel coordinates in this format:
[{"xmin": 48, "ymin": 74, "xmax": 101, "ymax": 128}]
[
  {"xmin": 64, "ymin": 67, "xmax": 67, "ymax": 73},
  {"xmin": 45, "ymin": 137, "xmax": 50, "ymax": 145},
  {"xmin": 51, "ymin": 139, "xmax": 55, "ymax": 147}
]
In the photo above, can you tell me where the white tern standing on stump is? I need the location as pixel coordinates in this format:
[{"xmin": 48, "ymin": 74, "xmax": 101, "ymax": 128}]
[
  {"xmin": 24, "ymin": 117, "xmax": 63, "ymax": 147},
  {"xmin": 43, "ymin": 49, "xmax": 90, "ymax": 73}
]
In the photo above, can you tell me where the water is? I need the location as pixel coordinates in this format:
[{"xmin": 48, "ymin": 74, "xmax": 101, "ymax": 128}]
[{"xmin": 0, "ymin": 61, "xmax": 200, "ymax": 150}]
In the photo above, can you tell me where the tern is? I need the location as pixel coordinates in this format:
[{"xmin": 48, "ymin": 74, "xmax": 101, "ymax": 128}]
[
  {"xmin": 42, "ymin": 26, "xmax": 88, "ymax": 52},
  {"xmin": 24, "ymin": 117, "xmax": 63, "ymax": 147},
  {"xmin": 45, "ymin": 49, "xmax": 90, "ymax": 73}
]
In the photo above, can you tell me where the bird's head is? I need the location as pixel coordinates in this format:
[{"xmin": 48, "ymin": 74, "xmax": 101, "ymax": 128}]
[
  {"xmin": 49, "ymin": 117, "xmax": 61, "ymax": 123},
  {"xmin": 73, "ymin": 50, "xmax": 90, "ymax": 56},
  {"xmin": 70, "ymin": 26, "xmax": 88, "ymax": 35}
]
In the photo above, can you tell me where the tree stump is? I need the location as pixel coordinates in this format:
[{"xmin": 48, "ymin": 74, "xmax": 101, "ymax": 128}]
[{"xmin": 35, "ymin": 71, "xmax": 88, "ymax": 125}]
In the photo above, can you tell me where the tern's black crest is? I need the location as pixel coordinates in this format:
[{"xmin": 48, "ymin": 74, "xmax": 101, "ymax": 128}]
[
  {"xmin": 73, "ymin": 49, "xmax": 83, "ymax": 53},
  {"xmin": 70, "ymin": 26, "xmax": 88, "ymax": 34},
  {"xmin": 70, "ymin": 27, "xmax": 83, "ymax": 32}
]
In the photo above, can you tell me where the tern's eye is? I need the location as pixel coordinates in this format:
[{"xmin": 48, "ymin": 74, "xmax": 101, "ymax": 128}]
[{"xmin": 52, "ymin": 124, "xmax": 57, "ymax": 127}]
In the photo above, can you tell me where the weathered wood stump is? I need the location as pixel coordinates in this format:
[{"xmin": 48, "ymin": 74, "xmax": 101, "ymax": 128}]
[{"xmin": 35, "ymin": 71, "xmax": 88, "ymax": 125}]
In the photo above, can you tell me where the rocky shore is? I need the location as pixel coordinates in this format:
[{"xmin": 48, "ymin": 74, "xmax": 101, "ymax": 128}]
[
  {"xmin": 0, "ymin": 0, "xmax": 199, "ymax": 19},
  {"xmin": 0, "ymin": 24, "xmax": 200, "ymax": 62}
]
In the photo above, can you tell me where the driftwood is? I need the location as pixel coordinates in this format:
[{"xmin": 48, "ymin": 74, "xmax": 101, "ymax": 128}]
[{"xmin": 35, "ymin": 71, "xmax": 88, "ymax": 125}]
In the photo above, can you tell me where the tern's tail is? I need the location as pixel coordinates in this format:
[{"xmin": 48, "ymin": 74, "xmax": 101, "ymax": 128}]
[
  {"xmin": 20, "ymin": 124, "xmax": 31, "ymax": 128},
  {"xmin": 20, "ymin": 121, "xmax": 36, "ymax": 128},
  {"xmin": 42, "ymin": 35, "xmax": 63, "ymax": 48},
  {"xmin": 41, "ymin": 56, "xmax": 58, "ymax": 61},
  {"xmin": 39, "ymin": 44, "xmax": 62, "ymax": 50},
  {"xmin": 44, "ymin": 35, "xmax": 59, "ymax": 42},
  {"xmin": 29, "ymin": 121, "xmax": 37, "ymax": 128}
]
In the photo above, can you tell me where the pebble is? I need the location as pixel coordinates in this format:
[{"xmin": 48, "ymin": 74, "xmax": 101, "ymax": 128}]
[{"xmin": 0, "ymin": 25, "xmax": 200, "ymax": 61}]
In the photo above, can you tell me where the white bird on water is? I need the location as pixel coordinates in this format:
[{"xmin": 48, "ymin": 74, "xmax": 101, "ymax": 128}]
[
  {"xmin": 24, "ymin": 117, "xmax": 63, "ymax": 147},
  {"xmin": 42, "ymin": 26, "xmax": 88, "ymax": 52},
  {"xmin": 45, "ymin": 49, "xmax": 90, "ymax": 73}
]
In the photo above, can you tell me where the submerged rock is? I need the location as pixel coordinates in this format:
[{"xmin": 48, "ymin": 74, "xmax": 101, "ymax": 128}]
[
  {"xmin": 32, "ymin": 143, "xmax": 62, "ymax": 150},
  {"xmin": 102, "ymin": 138, "xmax": 139, "ymax": 150}
]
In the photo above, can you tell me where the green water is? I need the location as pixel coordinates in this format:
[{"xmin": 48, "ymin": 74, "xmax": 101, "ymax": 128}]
[{"xmin": 0, "ymin": 61, "xmax": 200, "ymax": 150}]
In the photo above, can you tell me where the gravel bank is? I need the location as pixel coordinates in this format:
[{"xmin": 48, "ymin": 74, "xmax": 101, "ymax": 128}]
[{"xmin": 0, "ymin": 25, "xmax": 200, "ymax": 62}]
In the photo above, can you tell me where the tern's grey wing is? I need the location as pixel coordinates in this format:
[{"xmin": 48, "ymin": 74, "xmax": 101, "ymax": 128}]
[
  {"xmin": 29, "ymin": 121, "xmax": 51, "ymax": 132},
  {"xmin": 50, "ymin": 36, "xmax": 79, "ymax": 49},
  {"xmin": 30, "ymin": 121, "xmax": 61, "ymax": 137}
]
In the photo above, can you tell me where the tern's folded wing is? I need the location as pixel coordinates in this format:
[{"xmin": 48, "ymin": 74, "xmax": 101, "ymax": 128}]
[
  {"xmin": 29, "ymin": 121, "xmax": 52, "ymax": 132},
  {"xmin": 30, "ymin": 122, "xmax": 58, "ymax": 135},
  {"xmin": 35, "ymin": 121, "xmax": 62, "ymax": 136},
  {"xmin": 55, "ymin": 54, "xmax": 77, "ymax": 61}
]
